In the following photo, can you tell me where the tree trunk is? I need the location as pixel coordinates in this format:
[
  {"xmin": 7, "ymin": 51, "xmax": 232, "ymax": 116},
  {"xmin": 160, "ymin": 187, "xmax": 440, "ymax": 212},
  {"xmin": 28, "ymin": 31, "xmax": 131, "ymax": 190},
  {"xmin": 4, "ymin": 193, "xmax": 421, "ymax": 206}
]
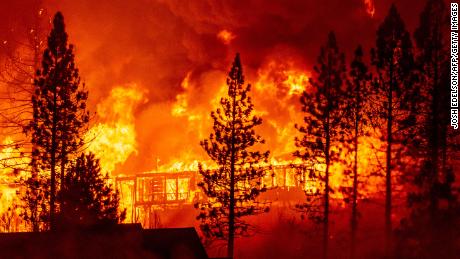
[
  {"xmin": 30, "ymin": 17, "xmax": 41, "ymax": 233},
  {"xmin": 323, "ymin": 54, "xmax": 332, "ymax": 259},
  {"xmin": 385, "ymin": 64, "xmax": 393, "ymax": 255},
  {"xmin": 429, "ymin": 74, "xmax": 439, "ymax": 219},
  {"xmin": 60, "ymin": 109, "xmax": 67, "ymax": 204},
  {"xmin": 228, "ymin": 85, "xmax": 237, "ymax": 258},
  {"xmin": 429, "ymin": 20, "xmax": 440, "ymax": 220},
  {"xmin": 351, "ymin": 109, "xmax": 359, "ymax": 258},
  {"xmin": 30, "ymin": 152, "xmax": 39, "ymax": 232},
  {"xmin": 324, "ymin": 138, "xmax": 330, "ymax": 259},
  {"xmin": 60, "ymin": 144, "xmax": 66, "ymax": 221},
  {"xmin": 50, "ymin": 84, "xmax": 57, "ymax": 231},
  {"xmin": 228, "ymin": 160, "xmax": 235, "ymax": 258}
]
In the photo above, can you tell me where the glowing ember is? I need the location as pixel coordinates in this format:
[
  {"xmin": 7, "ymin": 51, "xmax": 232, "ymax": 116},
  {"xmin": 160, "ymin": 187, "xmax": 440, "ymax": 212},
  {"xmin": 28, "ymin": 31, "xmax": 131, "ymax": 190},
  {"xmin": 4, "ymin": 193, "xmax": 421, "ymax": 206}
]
[
  {"xmin": 217, "ymin": 29, "xmax": 236, "ymax": 44},
  {"xmin": 364, "ymin": 0, "xmax": 375, "ymax": 17}
]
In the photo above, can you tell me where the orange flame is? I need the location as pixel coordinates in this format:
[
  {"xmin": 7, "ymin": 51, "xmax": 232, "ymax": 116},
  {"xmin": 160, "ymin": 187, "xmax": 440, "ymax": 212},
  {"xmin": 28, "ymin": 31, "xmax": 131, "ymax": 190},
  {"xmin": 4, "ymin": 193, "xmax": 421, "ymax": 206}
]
[
  {"xmin": 0, "ymin": 138, "xmax": 27, "ymax": 231},
  {"xmin": 85, "ymin": 84, "xmax": 147, "ymax": 174}
]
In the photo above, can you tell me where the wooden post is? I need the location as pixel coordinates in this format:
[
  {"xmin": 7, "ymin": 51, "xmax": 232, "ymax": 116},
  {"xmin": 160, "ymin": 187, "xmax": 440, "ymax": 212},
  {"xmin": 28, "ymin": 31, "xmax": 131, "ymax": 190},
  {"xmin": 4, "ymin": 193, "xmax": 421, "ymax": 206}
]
[
  {"xmin": 133, "ymin": 177, "xmax": 137, "ymax": 223},
  {"xmin": 175, "ymin": 177, "xmax": 179, "ymax": 201}
]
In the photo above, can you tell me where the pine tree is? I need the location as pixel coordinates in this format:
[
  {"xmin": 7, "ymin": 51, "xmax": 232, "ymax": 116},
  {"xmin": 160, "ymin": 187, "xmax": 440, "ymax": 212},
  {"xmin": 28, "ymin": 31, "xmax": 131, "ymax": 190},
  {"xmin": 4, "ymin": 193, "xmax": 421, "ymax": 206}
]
[
  {"xmin": 57, "ymin": 153, "xmax": 125, "ymax": 228},
  {"xmin": 294, "ymin": 31, "xmax": 347, "ymax": 259},
  {"xmin": 412, "ymin": 0, "xmax": 453, "ymax": 217},
  {"xmin": 24, "ymin": 12, "xmax": 89, "ymax": 231},
  {"xmin": 343, "ymin": 45, "xmax": 371, "ymax": 258},
  {"xmin": 21, "ymin": 171, "xmax": 49, "ymax": 231},
  {"xmin": 196, "ymin": 53, "xmax": 270, "ymax": 258},
  {"xmin": 369, "ymin": 4, "xmax": 417, "ymax": 253},
  {"xmin": 395, "ymin": 1, "xmax": 459, "ymax": 257}
]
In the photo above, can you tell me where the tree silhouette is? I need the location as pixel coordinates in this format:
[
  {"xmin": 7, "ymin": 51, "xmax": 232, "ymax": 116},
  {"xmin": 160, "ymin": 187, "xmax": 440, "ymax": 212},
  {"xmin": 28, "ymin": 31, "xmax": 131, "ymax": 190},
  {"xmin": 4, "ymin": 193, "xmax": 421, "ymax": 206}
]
[
  {"xmin": 369, "ymin": 4, "xmax": 417, "ymax": 253},
  {"xmin": 57, "ymin": 153, "xmax": 125, "ymax": 229},
  {"xmin": 195, "ymin": 53, "xmax": 270, "ymax": 258},
  {"xmin": 0, "ymin": 5, "xmax": 47, "ymax": 137},
  {"xmin": 23, "ymin": 12, "xmax": 89, "ymax": 230},
  {"xmin": 0, "ymin": 6, "xmax": 48, "ymax": 232},
  {"xmin": 21, "ymin": 171, "xmax": 49, "ymax": 231},
  {"xmin": 294, "ymin": 31, "xmax": 347, "ymax": 259},
  {"xmin": 342, "ymin": 45, "xmax": 371, "ymax": 258},
  {"xmin": 0, "ymin": 203, "xmax": 20, "ymax": 232},
  {"xmin": 411, "ymin": 0, "xmax": 454, "ymax": 218},
  {"xmin": 395, "ymin": 1, "xmax": 459, "ymax": 257}
]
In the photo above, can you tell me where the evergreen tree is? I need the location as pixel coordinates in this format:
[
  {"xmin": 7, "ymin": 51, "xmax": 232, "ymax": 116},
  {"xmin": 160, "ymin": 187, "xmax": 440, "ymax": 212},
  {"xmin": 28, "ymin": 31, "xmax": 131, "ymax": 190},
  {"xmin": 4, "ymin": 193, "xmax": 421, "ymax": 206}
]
[
  {"xmin": 294, "ymin": 31, "xmax": 347, "ymax": 259},
  {"xmin": 411, "ymin": 0, "xmax": 453, "ymax": 217},
  {"xmin": 342, "ymin": 45, "xmax": 371, "ymax": 258},
  {"xmin": 196, "ymin": 53, "xmax": 270, "ymax": 258},
  {"xmin": 57, "ymin": 153, "xmax": 125, "ymax": 228},
  {"xmin": 369, "ymin": 4, "xmax": 417, "ymax": 253},
  {"xmin": 21, "ymin": 172, "xmax": 49, "ymax": 231},
  {"xmin": 395, "ymin": 1, "xmax": 459, "ymax": 257},
  {"xmin": 23, "ymin": 12, "xmax": 89, "ymax": 231}
]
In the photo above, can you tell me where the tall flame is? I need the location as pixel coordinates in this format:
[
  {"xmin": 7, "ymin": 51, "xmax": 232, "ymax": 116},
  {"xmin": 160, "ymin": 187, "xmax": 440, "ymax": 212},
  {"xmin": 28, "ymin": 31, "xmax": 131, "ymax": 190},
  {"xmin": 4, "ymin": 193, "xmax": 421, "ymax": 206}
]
[{"xmin": 85, "ymin": 84, "xmax": 147, "ymax": 174}]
